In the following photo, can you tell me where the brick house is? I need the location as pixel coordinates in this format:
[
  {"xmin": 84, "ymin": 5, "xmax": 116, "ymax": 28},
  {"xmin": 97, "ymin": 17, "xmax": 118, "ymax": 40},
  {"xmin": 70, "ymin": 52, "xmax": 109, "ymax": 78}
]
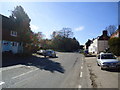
[{"xmin": 1, "ymin": 14, "xmax": 23, "ymax": 54}]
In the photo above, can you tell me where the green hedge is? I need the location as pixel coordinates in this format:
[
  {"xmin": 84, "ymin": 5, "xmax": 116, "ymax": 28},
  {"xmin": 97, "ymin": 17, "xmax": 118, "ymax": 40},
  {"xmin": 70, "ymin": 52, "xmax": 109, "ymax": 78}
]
[{"xmin": 108, "ymin": 37, "xmax": 120, "ymax": 56}]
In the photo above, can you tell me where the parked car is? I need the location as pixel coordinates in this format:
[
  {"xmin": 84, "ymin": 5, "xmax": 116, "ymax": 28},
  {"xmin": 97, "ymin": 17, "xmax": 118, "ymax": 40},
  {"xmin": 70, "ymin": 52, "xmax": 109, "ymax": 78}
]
[
  {"xmin": 37, "ymin": 50, "xmax": 45, "ymax": 55},
  {"xmin": 97, "ymin": 53, "xmax": 120, "ymax": 70},
  {"xmin": 43, "ymin": 50, "xmax": 56, "ymax": 58}
]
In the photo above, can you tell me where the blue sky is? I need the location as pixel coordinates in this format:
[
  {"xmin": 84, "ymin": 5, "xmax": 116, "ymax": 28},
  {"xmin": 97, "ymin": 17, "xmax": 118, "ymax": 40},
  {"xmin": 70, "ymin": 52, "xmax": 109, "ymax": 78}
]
[{"xmin": 0, "ymin": 2, "xmax": 118, "ymax": 45}]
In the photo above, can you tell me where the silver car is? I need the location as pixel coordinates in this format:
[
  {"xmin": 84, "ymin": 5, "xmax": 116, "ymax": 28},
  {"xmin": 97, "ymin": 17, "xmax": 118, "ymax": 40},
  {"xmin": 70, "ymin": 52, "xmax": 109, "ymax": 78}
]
[
  {"xmin": 43, "ymin": 50, "xmax": 56, "ymax": 58},
  {"xmin": 97, "ymin": 53, "xmax": 120, "ymax": 70}
]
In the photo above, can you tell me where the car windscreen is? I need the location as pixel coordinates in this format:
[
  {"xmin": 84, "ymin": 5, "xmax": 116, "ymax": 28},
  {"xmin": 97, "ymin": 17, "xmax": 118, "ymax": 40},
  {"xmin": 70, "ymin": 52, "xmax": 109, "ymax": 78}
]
[{"xmin": 101, "ymin": 54, "xmax": 116, "ymax": 59}]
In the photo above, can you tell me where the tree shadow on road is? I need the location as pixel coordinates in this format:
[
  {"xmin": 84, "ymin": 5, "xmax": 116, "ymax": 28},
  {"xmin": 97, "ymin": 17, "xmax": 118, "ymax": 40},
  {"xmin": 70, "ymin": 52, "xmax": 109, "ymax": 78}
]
[
  {"xmin": 27, "ymin": 56, "xmax": 65, "ymax": 73},
  {"xmin": 2, "ymin": 54, "xmax": 65, "ymax": 74}
]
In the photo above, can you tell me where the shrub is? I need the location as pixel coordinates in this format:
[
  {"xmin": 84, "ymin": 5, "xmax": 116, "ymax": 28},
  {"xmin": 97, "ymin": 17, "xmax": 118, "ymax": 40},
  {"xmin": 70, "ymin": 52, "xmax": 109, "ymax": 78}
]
[{"xmin": 108, "ymin": 37, "xmax": 120, "ymax": 56}]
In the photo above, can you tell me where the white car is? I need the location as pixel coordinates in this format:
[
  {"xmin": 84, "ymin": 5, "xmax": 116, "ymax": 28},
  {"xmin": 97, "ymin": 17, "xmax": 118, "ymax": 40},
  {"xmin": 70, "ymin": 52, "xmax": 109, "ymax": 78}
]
[
  {"xmin": 97, "ymin": 53, "xmax": 120, "ymax": 70},
  {"xmin": 37, "ymin": 50, "xmax": 45, "ymax": 55}
]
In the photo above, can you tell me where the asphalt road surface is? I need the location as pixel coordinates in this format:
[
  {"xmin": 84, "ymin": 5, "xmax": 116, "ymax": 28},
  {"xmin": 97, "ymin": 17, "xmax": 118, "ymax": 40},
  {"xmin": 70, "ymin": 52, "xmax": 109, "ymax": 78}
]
[
  {"xmin": 1, "ymin": 52, "xmax": 91, "ymax": 88},
  {"xmin": 1, "ymin": 52, "xmax": 119, "ymax": 89}
]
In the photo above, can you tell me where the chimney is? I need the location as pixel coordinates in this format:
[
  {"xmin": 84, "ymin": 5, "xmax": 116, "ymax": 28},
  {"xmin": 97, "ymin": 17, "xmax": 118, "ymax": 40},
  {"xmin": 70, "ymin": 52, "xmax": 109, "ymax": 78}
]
[{"xmin": 103, "ymin": 30, "xmax": 108, "ymax": 36}]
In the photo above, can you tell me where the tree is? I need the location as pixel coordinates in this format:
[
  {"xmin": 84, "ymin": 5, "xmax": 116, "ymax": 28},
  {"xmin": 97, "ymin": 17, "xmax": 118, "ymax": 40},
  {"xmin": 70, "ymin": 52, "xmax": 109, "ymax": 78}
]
[
  {"xmin": 31, "ymin": 32, "xmax": 41, "ymax": 52},
  {"xmin": 108, "ymin": 37, "xmax": 120, "ymax": 56},
  {"xmin": 10, "ymin": 6, "xmax": 32, "ymax": 53},
  {"xmin": 59, "ymin": 28, "xmax": 73, "ymax": 38},
  {"xmin": 50, "ymin": 28, "xmax": 80, "ymax": 52},
  {"xmin": 80, "ymin": 45, "xmax": 84, "ymax": 50},
  {"xmin": 105, "ymin": 25, "xmax": 116, "ymax": 36},
  {"xmin": 51, "ymin": 31, "xmax": 58, "ymax": 39},
  {"xmin": 36, "ymin": 32, "xmax": 45, "ymax": 41},
  {"xmin": 85, "ymin": 39, "xmax": 92, "ymax": 49},
  {"xmin": 40, "ymin": 39, "xmax": 52, "ymax": 50}
]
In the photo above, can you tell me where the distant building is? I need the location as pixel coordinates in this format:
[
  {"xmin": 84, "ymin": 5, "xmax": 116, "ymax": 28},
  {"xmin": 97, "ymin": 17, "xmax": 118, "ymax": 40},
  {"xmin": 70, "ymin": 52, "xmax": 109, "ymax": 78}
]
[
  {"xmin": 110, "ymin": 25, "xmax": 120, "ymax": 38},
  {"xmin": 88, "ymin": 30, "xmax": 110, "ymax": 54},
  {"xmin": 1, "ymin": 14, "xmax": 23, "ymax": 54}
]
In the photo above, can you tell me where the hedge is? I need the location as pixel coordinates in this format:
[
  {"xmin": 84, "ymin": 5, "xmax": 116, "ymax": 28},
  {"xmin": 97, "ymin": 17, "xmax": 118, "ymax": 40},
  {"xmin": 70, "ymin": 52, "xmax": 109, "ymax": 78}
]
[{"xmin": 108, "ymin": 37, "xmax": 120, "ymax": 56}]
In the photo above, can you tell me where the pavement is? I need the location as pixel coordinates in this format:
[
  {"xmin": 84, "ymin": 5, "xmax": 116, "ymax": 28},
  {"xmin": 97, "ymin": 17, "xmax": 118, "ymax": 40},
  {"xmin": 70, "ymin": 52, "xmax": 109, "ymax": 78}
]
[{"xmin": 85, "ymin": 57, "xmax": 119, "ymax": 88}]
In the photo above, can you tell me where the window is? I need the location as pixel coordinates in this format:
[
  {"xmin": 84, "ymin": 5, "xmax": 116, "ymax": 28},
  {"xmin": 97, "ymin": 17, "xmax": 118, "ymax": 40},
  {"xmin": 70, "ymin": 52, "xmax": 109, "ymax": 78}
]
[
  {"xmin": 3, "ymin": 42, "xmax": 8, "ymax": 45},
  {"xmin": 19, "ymin": 42, "xmax": 22, "ymax": 46},
  {"xmin": 12, "ymin": 42, "xmax": 17, "ymax": 46},
  {"xmin": 10, "ymin": 31, "xmax": 17, "ymax": 37}
]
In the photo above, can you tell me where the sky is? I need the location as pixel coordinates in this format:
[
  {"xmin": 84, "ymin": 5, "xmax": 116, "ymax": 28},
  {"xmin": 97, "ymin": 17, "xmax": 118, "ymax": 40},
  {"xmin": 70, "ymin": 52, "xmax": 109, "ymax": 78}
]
[{"xmin": 0, "ymin": 2, "xmax": 119, "ymax": 45}]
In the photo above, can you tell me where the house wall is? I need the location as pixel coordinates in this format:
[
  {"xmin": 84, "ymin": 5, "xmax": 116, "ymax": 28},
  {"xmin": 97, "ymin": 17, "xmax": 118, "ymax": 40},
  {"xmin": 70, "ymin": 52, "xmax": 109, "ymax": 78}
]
[
  {"xmin": 89, "ymin": 39, "xmax": 109, "ymax": 54},
  {"xmin": 2, "ymin": 40, "xmax": 11, "ymax": 52},
  {"xmin": 88, "ymin": 39, "xmax": 98, "ymax": 54},
  {"xmin": 2, "ymin": 14, "xmax": 23, "ymax": 54},
  {"xmin": 2, "ymin": 40, "xmax": 23, "ymax": 54},
  {"xmin": 98, "ymin": 40, "xmax": 109, "ymax": 53}
]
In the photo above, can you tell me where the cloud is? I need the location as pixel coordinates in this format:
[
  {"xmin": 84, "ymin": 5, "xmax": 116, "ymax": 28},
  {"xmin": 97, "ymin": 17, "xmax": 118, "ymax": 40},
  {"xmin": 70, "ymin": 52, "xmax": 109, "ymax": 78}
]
[
  {"xmin": 75, "ymin": 26, "xmax": 84, "ymax": 31},
  {"xmin": 30, "ymin": 24, "xmax": 39, "ymax": 32}
]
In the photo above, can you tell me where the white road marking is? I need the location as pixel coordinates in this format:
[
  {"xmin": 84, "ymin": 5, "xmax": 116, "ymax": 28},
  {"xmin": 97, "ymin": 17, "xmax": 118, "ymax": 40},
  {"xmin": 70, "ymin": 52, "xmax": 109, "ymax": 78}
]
[
  {"xmin": 12, "ymin": 68, "xmax": 39, "ymax": 79},
  {"xmin": 80, "ymin": 72, "xmax": 83, "ymax": 77},
  {"xmin": 0, "ymin": 81, "xmax": 5, "ymax": 85},
  {"xmin": 27, "ymin": 66, "xmax": 31, "ymax": 68},
  {"xmin": 78, "ymin": 85, "xmax": 82, "ymax": 88},
  {"xmin": 81, "ymin": 66, "xmax": 83, "ymax": 69},
  {"xmin": 2, "ymin": 65, "xmax": 26, "ymax": 71}
]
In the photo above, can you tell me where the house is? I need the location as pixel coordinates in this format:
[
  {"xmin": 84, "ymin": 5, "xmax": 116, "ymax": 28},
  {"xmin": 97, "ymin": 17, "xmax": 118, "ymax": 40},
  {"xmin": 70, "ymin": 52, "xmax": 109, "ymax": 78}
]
[
  {"xmin": 1, "ymin": 14, "xmax": 23, "ymax": 54},
  {"xmin": 110, "ymin": 25, "xmax": 120, "ymax": 38},
  {"xmin": 88, "ymin": 30, "xmax": 110, "ymax": 54}
]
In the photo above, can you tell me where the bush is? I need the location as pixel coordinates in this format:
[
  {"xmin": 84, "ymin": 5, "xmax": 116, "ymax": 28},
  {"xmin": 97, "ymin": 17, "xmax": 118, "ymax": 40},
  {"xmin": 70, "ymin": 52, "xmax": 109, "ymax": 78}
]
[{"xmin": 108, "ymin": 37, "xmax": 120, "ymax": 56}]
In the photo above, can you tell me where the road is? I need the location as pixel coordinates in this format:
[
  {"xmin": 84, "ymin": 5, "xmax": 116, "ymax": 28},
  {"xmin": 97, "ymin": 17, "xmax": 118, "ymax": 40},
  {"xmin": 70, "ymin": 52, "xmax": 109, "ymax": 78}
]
[
  {"xmin": 1, "ymin": 52, "xmax": 90, "ymax": 88},
  {"xmin": 1, "ymin": 52, "xmax": 119, "ymax": 89}
]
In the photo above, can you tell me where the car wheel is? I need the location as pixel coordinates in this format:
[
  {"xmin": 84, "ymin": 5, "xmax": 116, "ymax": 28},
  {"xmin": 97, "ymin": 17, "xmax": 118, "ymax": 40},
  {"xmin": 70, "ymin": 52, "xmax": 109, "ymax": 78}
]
[
  {"xmin": 97, "ymin": 63, "xmax": 99, "ymax": 66},
  {"xmin": 53, "ymin": 55, "xmax": 56, "ymax": 58},
  {"xmin": 97, "ymin": 62, "xmax": 100, "ymax": 66},
  {"xmin": 101, "ymin": 67, "xmax": 104, "ymax": 70}
]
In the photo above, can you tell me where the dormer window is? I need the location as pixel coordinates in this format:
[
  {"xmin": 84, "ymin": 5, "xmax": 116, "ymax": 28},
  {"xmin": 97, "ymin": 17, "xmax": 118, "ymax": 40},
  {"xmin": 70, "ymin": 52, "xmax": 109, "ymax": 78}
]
[{"xmin": 11, "ymin": 31, "xmax": 17, "ymax": 37}]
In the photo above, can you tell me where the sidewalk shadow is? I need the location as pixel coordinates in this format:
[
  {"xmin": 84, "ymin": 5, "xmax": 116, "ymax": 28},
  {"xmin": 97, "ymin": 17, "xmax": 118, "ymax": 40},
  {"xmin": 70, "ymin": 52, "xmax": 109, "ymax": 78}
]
[{"xmin": 2, "ymin": 54, "xmax": 65, "ymax": 74}]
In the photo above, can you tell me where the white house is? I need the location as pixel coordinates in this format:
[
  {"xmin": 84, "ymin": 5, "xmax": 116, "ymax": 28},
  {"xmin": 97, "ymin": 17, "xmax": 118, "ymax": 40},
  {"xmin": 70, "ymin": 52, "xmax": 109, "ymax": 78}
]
[
  {"xmin": 88, "ymin": 38, "xmax": 98, "ymax": 54},
  {"xmin": 88, "ymin": 30, "xmax": 110, "ymax": 54}
]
